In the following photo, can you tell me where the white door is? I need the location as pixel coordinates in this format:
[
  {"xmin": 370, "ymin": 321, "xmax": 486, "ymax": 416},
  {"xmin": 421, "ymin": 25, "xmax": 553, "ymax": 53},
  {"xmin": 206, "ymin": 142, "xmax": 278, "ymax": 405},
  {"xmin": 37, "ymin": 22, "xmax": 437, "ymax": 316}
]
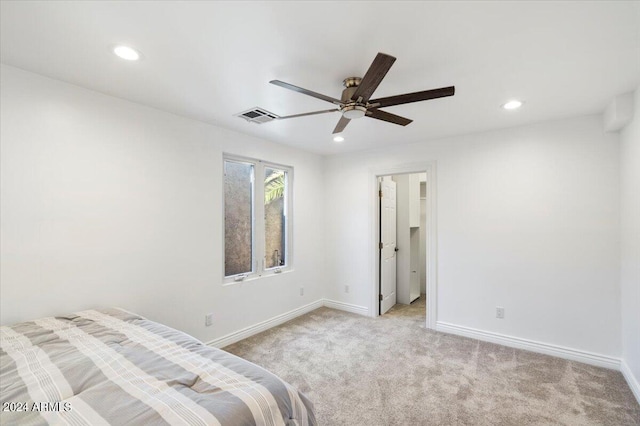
[{"xmin": 380, "ymin": 177, "xmax": 397, "ymax": 315}]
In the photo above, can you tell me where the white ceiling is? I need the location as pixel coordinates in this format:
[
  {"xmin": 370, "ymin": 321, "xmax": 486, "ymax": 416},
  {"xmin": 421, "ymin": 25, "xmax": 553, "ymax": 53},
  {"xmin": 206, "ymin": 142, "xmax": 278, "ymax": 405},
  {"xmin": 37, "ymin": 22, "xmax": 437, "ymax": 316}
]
[{"xmin": 1, "ymin": 1, "xmax": 639, "ymax": 155}]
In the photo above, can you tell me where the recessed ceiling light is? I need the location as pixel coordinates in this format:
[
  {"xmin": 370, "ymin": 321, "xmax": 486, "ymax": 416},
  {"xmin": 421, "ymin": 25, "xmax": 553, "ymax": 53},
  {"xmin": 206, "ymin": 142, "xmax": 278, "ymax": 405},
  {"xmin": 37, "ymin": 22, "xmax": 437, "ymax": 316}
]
[
  {"xmin": 333, "ymin": 135, "xmax": 344, "ymax": 143},
  {"xmin": 502, "ymin": 100, "xmax": 523, "ymax": 110},
  {"xmin": 113, "ymin": 45, "xmax": 140, "ymax": 61}
]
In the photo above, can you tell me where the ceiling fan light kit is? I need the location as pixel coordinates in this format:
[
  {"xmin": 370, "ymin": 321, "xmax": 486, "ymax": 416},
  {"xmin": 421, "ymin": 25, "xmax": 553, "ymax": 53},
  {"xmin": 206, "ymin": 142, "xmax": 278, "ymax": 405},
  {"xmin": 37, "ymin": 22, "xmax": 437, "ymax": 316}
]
[
  {"xmin": 263, "ymin": 52, "xmax": 455, "ymax": 135},
  {"xmin": 342, "ymin": 105, "xmax": 367, "ymax": 120}
]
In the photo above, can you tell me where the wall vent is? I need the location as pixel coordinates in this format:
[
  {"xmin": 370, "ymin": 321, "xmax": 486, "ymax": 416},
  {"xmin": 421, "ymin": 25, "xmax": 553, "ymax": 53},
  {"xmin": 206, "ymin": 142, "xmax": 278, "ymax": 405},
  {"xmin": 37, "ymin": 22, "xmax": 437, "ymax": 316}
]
[{"xmin": 235, "ymin": 108, "xmax": 279, "ymax": 124}]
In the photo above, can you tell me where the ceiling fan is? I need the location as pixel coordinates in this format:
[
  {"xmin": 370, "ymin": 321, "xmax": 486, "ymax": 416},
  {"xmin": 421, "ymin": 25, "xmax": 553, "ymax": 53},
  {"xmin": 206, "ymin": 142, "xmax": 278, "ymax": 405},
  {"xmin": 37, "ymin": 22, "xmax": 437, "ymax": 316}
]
[{"xmin": 270, "ymin": 52, "xmax": 455, "ymax": 134}]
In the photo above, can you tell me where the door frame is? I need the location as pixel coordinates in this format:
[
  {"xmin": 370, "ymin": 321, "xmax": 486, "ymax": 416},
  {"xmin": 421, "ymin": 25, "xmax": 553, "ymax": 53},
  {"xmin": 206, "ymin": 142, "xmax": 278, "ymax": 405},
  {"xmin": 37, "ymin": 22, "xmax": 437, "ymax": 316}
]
[{"xmin": 370, "ymin": 161, "xmax": 438, "ymax": 329}]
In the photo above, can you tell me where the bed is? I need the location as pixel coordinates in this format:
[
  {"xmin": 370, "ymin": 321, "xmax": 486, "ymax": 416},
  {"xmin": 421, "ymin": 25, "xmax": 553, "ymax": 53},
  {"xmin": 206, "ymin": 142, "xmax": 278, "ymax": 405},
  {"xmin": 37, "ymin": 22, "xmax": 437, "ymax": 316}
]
[{"xmin": 0, "ymin": 308, "xmax": 316, "ymax": 425}]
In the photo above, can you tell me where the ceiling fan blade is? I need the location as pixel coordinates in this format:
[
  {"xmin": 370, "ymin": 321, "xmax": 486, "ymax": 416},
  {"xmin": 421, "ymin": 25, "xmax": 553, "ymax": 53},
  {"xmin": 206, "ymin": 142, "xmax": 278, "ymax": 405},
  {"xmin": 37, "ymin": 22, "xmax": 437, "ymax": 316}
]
[
  {"xmin": 368, "ymin": 86, "xmax": 455, "ymax": 109},
  {"xmin": 270, "ymin": 80, "xmax": 342, "ymax": 105},
  {"xmin": 276, "ymin": 109, "xmax": 339, "ymax": 120},
  {"xmin": 333, "ymin": 116, "xmax": 351, "ymax": 134},
  {"xmin": 365, "ymin": 109, "xmax": 412, "ymax": 126},
  {"xmin": 350, "ymin": 53, "xmax": 396, "ymax": 102}
]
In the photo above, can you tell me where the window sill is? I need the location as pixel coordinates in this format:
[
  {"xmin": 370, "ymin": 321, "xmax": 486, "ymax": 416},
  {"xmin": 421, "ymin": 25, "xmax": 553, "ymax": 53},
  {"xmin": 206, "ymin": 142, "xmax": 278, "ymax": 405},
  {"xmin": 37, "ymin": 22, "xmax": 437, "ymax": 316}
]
[{"xmin": 222, "ymin": 268, "xmax": 294, "ymax": 286}]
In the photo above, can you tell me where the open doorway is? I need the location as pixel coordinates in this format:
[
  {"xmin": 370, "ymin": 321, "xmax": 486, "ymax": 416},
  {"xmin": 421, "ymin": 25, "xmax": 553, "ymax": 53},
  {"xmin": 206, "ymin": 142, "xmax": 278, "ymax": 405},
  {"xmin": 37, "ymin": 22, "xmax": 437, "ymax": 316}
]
[
  {"xmin": 371, "ymin": 162, "xmax": 437, "ymax": 329},
  {"xmin": 378, "ymin": 173, "xmax": 426, "ymax": 317}
]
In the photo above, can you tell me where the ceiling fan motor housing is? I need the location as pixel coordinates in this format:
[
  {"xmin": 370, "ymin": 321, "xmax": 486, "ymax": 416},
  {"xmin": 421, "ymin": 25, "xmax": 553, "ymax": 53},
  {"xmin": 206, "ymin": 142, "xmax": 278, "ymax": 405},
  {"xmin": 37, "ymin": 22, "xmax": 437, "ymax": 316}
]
[{"xmin": 341, "ymin": 77, "xmax": 366, "ymax": 118}]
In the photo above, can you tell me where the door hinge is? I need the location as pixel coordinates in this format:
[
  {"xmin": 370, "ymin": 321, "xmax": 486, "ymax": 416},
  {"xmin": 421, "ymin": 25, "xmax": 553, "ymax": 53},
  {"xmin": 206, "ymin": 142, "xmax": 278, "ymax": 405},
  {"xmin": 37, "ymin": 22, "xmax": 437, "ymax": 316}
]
[
  {"xmin": 379, "ymin": 190, "xmax": 383, "ymax": 198},
  {"xmin": 379, "ymin": 294, "xmax": 383, "ymax": 301},
  {"xmin": 379, "ymin": 242, "xmax": 383, "ymax": 249}
]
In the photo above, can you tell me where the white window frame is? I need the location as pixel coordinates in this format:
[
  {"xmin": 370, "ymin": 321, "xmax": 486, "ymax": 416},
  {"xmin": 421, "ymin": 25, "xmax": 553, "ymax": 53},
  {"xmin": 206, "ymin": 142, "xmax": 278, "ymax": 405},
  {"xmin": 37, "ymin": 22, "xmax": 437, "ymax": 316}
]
[{"xmin": 223, "ymin": 154, "xmax": 293, "ymax": 284}]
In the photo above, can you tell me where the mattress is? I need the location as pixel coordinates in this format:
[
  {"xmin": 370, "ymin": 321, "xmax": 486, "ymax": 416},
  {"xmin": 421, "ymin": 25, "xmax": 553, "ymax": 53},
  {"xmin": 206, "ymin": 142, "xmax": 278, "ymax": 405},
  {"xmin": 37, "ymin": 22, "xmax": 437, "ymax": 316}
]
[{"xmin": 0, "ymin": 308, "xmax": 316, "ymax": 425}]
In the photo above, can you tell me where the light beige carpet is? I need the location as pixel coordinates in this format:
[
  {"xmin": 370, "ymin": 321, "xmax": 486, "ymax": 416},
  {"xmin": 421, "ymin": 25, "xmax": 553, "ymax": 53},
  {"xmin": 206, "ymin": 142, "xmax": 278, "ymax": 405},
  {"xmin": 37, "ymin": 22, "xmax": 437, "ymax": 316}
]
[{"xmin": 224, "ymin": 298, "xmax": 640, "ymax": 425}]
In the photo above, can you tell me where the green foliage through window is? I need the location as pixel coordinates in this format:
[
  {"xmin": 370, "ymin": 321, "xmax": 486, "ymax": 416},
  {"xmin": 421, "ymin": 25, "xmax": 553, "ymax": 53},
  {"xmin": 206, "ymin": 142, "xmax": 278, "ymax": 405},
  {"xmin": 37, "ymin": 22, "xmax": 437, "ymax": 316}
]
[{"xmin": 264, "ymin": 170, "xmax": 285, "ymax": 204}]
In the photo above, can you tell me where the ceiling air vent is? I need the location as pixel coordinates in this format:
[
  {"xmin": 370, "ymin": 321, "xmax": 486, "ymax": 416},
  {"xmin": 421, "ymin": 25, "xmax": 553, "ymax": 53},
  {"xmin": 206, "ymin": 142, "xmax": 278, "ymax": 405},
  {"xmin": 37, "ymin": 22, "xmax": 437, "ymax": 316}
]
[{"xmin": 235, "ymin": 108, "xmax": 279, "ymax": 124}]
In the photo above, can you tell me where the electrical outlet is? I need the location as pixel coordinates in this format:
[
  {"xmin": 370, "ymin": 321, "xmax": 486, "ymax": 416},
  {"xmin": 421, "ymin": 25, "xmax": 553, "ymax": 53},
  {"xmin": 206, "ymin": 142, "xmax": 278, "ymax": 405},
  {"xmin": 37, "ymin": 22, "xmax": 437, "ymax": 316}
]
[
  {"xmin": 345, "ymin": 285, "xmax": 349, "ymax": 293},
  {"xmin": 205, "ymin": 313, "xmax": 214, "ymax": 327},
  {"xmin": 496, "ymin": 307, "xmax": 505, "ymax": 319},
  {"xmin": 300, "ymin": 287, "xmax": 304, "ymax": 296}
]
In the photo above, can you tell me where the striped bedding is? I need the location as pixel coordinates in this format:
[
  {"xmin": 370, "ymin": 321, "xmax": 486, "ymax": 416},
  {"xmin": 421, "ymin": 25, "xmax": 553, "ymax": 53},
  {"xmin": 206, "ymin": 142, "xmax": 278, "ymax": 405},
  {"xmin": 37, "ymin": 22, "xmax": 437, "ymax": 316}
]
[{"xmin": 0, "ymin": 308, "xmax": 316, "ymax": 426}]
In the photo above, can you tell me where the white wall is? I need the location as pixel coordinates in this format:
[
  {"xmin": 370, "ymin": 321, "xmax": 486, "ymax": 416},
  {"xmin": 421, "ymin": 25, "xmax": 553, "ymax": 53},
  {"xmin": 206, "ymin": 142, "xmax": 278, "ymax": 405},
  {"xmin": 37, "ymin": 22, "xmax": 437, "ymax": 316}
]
[
  {"xmin": 0, "ymin": 65, "xmax": 326, "ymax": 342},
  {"xmin": 0, "ymin": 63, "xmax": 631, "ymax": 372},
  {"xmin": 620, "ymin": 88, "xmax": 640, "ymax": 392},
  {"xmin": 324, "ymin": 115, "xmax": 621, "ymax": 358}
]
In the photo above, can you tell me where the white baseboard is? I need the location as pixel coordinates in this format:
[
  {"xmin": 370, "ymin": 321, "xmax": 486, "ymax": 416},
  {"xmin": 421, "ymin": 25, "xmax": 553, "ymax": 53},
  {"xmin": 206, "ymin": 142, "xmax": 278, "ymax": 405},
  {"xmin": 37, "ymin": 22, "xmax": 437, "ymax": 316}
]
[
  {"xmin": 323, "ymin": 299, "xmax": 369, "ymax": 316},
  {"xmin": 207, "ymin": 299, "xmax": 324, "ymax": 348},
  {"xmin": 621, "ymin": 359, "xmax": 640, "ymax": 405},
  {"xmin": 207, "ymin": 298, "xmax": 369, "ymax": 349},
  {"xmin": 208, "ymin": 302, "xmax": 626, "ymax": 379},
  {"xmin": 436, "ymin": 321, "xmax": 620, "ymax": 370}
]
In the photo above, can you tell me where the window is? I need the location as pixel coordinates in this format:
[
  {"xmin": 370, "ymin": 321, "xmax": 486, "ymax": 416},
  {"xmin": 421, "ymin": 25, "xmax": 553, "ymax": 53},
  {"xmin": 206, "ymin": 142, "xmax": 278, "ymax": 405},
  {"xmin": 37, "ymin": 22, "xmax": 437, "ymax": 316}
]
[{"xmin": 223, "ymin": 156, "xmax": 292, "ymax": 281}]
